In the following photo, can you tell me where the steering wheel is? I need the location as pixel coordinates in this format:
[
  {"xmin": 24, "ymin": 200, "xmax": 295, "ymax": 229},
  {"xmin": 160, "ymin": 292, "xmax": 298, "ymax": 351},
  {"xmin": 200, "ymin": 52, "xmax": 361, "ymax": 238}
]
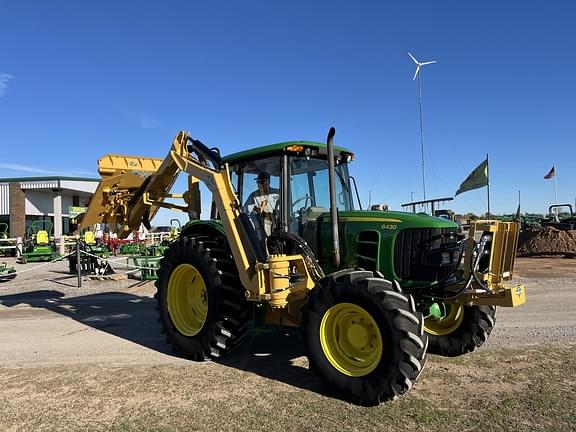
[{"xmin": 291, "ymin": 195, "xmax": 313, "ymax": 216}]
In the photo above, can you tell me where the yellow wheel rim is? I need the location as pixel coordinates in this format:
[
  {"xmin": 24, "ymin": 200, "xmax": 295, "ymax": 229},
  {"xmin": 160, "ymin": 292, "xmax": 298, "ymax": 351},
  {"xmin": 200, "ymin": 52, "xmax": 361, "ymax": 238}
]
[
  {"xmin": 424, "ymin": 304, "xmax": 464, "ymax": 336},
  {"xmin": 319, "ymin": 303, "xmax": 383, "ymax": 377},
  {"xmin": 167, "ymin": 263, "xmax": 208, "ymax": 336}
]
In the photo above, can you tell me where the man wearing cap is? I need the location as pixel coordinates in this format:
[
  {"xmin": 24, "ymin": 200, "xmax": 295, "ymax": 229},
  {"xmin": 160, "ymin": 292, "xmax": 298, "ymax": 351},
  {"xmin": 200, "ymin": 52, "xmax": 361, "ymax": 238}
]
[{"xmin": 243, "ymin": 172, "xmax": 280, "ymax": 237}]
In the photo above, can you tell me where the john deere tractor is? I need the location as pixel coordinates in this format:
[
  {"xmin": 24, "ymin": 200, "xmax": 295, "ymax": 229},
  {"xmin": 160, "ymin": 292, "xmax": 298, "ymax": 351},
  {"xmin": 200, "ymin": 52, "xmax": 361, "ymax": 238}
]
[{"xmin": 81, "ymin": 129, "xmax": 525, "ymax": 405}]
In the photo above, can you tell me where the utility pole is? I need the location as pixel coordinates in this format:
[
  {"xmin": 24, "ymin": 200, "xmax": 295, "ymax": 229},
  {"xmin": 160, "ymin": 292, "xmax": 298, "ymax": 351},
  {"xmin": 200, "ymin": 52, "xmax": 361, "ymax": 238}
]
[
  {"xmin": 409, "ymin": 52, "xmax": 436, "ymax": 206},
  {"xmin": 417, "ymin": 70, "xmax": 426, "ymax": 203}
]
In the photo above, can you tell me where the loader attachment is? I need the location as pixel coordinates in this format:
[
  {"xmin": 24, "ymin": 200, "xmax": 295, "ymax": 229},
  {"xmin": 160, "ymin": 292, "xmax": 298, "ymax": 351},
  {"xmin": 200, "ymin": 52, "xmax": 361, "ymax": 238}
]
[
  {"xmin": 79, "ymin": 139, "xmax": 199, "ymax": 238},
  {"xmin": 461, "ymin": 220, "xmax": 526, "ymax": 307}
]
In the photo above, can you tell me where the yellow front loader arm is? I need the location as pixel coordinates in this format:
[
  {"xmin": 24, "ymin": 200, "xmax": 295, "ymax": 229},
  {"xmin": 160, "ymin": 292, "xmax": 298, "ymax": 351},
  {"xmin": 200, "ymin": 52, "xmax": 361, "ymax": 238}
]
[
  {"xmin": 81, "ymin": 131, "xmax": 315, "ymax": 316},
  {"xmin": 167, "ymin": 132, "xmax": 315, "ymax": 311}
]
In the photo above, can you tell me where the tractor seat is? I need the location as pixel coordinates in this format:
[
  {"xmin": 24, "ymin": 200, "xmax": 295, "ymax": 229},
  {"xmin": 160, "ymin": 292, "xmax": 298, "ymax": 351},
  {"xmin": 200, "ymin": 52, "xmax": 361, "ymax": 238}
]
[
  {"xmin": 36, "ymin": 230, "xmax": 49, "ymax": 245},
  {"xmin": 84, "ymin": 231, "xmax": 96, "ymax": 245}
]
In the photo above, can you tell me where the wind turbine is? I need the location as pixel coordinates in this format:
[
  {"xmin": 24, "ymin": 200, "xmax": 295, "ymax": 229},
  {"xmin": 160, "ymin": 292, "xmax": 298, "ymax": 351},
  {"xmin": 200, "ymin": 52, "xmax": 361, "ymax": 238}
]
[{"xmin": 408, "ymin": 52, "xmax": 437, "ymax": 206}]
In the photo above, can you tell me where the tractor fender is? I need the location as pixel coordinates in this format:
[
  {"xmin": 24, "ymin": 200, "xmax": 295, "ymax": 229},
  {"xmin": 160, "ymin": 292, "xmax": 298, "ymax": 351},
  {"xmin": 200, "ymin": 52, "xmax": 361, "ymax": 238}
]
[{"xmin": 179, "ymin": 220, "xmax": 226, "ymax": 240}]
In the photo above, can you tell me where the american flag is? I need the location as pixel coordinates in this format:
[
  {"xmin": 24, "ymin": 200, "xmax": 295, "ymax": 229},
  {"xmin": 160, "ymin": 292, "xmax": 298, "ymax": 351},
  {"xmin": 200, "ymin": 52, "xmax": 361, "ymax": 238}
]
[{"xmin": 544, "ymin": 166, "xmax": 555, "ymax": 179}]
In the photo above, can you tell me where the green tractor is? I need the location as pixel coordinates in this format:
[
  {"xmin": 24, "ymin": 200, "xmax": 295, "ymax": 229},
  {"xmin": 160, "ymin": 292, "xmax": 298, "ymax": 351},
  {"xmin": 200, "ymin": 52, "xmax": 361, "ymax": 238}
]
[
  {"xmin": 540, "ymin": 204, "xmax": 576, "ymax": 231},
  {"xmin": 19, "ymin": 219, "xmax": 56, "ymax": 264},
  {"xmin": 86, "ymin": 129, "xmax": 525, "ymax": 405},
  {"xmin": 159, "ymin": 130, "xmax": 524, "ymax": 404},
  {"xmin": 150, "ymin": 218, "xmax": 181, "ymax": 256}
]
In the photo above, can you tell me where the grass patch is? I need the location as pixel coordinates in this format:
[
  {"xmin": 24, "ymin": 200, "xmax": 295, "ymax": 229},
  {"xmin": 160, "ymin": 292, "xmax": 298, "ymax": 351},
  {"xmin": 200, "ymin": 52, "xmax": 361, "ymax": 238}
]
[{"xmin": 1, "ymin": 344, "xmax": 575, "ymax": 432}]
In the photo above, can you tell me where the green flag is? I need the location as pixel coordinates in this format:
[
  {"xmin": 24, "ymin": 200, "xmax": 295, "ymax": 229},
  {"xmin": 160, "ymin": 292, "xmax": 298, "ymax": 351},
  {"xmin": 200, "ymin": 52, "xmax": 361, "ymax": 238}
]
[{"xmin": 455, "ymin": 158, "xmax": 488, "ymax": 196}]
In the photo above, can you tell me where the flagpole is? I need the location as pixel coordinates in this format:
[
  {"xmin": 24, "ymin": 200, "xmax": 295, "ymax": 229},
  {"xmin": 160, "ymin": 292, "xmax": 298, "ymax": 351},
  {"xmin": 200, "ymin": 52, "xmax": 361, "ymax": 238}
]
[
  {"xmin": 554, "ymin": 164, "xmax": 558, "ymax": 205},
  {"xmin": 515, "ymin": 190, "xmax": 521, "ymax": 223},
  {"xmin": 486, "ymin": 153, "xmax": 491, "ymax": 219}
]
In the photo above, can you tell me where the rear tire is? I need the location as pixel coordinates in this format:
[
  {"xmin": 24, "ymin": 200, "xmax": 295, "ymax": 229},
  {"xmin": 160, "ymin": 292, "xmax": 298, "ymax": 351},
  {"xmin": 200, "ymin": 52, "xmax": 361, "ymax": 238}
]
[
  {"xmin": 301, "ymin": 270, "xmax": 428, "ymax": 405},
  {"xmin": 424, "ymin": 304, "xmax": 496, "ymax": 357},
  {"xmin": 155, "ymin": 235, "xmax": 250, "ymax": 360}
]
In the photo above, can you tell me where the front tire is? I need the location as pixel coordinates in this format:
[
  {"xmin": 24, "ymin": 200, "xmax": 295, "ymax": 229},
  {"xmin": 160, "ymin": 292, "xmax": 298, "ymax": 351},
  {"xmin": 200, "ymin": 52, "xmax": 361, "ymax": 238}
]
[
  {"xmin": 155, "ymin": 235, "xmax": 250, "ymax": 361},
  {"xmin": 301, "ymin": 270, "xmax": 428, "ymax": 405},
  {"xmin": 424, "ymin": 304, "xmax": 496, "ymax": 357}
]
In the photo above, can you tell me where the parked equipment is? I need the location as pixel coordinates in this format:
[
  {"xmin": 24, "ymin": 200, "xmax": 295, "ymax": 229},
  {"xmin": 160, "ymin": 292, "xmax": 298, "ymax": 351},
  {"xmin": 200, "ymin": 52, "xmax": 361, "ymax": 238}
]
[
  {"xmin": 68, "ymin": 231, "xmax": 113, "ymax": 275},
  {"xmin": 0, "ymin": 261, "xmax": 16, "ymax": 282},
  {"xmin": 540, "ymin": 204, "xmax": 576, "ymax": 231},
  {"xmin": 19, "ymin": 220, "xmax": 56, "ymax": 264},
  {"xmin": 0, "ymin": 223, "xmax": 16, "ymax": 257},
  {"xmin": 80, "ymin": 129, "xmax": 526, "ymax": 405},
  {"xmin": 129, "ymin": 256, "xmax": 161, "ymax": 280},
  {"xmin": 82, "ymin": 230, "xmax": 111, "ymax": 258}
]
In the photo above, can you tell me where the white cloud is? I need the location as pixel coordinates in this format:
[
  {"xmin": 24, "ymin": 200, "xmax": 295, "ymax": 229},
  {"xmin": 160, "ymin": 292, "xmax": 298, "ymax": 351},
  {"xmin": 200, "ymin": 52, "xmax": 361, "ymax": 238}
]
[
  {"xmin": 139, "ymin": 116, "xmax": 159, "ymax": 129},
  {"xmin": 0, "ymin": 73, "xmax": 14, "ymax": 97},
  {"xmin": 0, "ymin": 162, "xmax": 95, "ymax": 177},
  {"xmin": 115, "ymin": 103, "xmax": 160, "ymax": 129}
]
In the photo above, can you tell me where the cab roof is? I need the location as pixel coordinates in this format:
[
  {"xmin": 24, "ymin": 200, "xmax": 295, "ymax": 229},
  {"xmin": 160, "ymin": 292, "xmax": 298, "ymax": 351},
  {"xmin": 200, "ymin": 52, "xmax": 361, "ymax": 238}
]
[{"xmin": 222, "ymin": 140, "xmax": 354, "ymax": 164}]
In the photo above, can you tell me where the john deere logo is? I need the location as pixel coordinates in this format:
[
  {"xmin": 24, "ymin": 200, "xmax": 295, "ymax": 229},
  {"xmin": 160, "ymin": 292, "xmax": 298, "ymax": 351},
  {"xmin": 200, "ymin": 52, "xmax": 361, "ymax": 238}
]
[
  {"xmin": 515, "ymin": 286, "xmax": 524, "ymax": 297},
  {"xmin": 128, "ymin": 161, "xmax": 137, "ymax": 167}
]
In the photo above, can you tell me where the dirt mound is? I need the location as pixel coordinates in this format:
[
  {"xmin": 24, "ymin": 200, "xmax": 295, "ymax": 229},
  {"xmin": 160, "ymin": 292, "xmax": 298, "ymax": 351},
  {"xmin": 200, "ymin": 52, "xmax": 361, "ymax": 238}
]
[{"xmin": 517, "ymin": 226, "xmax": 576, "ymax": 257}]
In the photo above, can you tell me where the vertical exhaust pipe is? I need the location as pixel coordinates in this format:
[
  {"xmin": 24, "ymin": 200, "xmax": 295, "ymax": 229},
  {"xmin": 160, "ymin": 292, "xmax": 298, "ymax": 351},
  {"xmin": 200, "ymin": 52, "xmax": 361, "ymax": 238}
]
[{"xmin": 327, "ymin": 127, "xmax": 341, "ymax": 268}]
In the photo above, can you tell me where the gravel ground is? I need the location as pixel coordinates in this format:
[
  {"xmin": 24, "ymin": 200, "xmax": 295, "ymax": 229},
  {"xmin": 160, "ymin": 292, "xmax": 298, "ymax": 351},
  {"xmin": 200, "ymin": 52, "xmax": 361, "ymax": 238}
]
[
  {"xmin": 1, "ymin": 256, "xmax": 574, "ymax": 366},
  {"xmin": 0, "ymin": 258, "xmax": 576, "ymax": 366},
  {"xmin": 0, "ymin": 256, "xmax": 575, "ymax": 431}
]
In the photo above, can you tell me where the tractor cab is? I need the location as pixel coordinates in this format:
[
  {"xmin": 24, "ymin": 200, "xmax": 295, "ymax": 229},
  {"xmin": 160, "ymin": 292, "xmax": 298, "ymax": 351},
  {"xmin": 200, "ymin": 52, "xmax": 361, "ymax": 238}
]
[{"xmin": 225, "ymin": 141, "xmax": 356, "ymax": 258}]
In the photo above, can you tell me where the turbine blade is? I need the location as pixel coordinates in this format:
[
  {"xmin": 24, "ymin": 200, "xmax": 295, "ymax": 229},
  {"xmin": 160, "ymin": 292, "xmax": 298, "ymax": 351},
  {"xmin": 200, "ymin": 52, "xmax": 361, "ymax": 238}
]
[
  {"xmin": 421, "ymin": 61, "xmax": 437, "ymax": 66},
  {"xmin": 412, "ymin": 66, "xmax": 420, "ymax": 80},
  {"xmin": 408, "ymin": 52, "xmax": 418, "ymax": 64}
]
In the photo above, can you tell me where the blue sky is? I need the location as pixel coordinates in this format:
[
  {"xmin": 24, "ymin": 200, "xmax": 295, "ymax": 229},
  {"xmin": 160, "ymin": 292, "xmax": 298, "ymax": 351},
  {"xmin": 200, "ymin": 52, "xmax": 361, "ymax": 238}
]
[{"xmin": 1, "ymin": 1, "xmax": 575, "ymax": 225}]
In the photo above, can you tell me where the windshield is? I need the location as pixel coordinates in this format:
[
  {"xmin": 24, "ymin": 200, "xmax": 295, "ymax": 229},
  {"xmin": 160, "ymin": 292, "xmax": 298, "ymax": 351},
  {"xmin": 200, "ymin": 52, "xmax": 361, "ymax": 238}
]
[{"xmin": 289, "ymin": 156, "xmax": 353, "ymax": 214}]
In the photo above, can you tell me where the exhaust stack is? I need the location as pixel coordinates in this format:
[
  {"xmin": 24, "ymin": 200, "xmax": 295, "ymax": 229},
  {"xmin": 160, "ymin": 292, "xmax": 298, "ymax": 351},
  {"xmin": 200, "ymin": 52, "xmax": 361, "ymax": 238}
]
[{"xmin": 327, "ymin": 127, "xmax": 341, "ymax": 268}]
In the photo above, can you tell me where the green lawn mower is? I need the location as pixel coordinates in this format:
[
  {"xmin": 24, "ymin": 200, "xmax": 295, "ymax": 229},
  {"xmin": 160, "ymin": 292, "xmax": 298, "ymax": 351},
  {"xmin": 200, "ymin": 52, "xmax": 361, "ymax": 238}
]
[
  {"xmin": 0, "ymin": 261, "xmax": 16, "ymax": 282},
  {"xmin": 19, "ymin": 220, "xmax": 56, "ymax": 264}
]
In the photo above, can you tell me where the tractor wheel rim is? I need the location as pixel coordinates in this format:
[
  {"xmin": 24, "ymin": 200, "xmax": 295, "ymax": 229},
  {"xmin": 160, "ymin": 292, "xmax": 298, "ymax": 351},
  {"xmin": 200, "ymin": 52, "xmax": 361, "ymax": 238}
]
[
  {"xmin": 424, "ymin": 304, "xmax": 464, "ymax": 336},
  {"xmin": 167, "ymin": 263, "xmax": 208, "ymax": 336},
  {"xmin": 319, "ymin": 303, "xmax": 383, "ymax": 377}
]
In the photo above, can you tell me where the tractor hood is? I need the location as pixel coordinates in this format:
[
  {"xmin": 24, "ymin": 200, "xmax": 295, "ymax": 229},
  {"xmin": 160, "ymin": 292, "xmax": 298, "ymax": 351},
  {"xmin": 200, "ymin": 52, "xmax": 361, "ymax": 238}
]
[
  {"xmin": 333, "ymin": 210, "xmax": 458, "ymax": 230},
  {"xmin": 312, "ymin": 210, "xmax": 459, "ymax": 276}
]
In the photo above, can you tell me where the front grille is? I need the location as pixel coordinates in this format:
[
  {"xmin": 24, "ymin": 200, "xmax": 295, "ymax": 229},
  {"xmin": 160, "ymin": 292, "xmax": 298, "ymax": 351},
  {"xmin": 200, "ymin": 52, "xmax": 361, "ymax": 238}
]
[{"xmin": 394, "ymin": 228, "xmax": 459, "ymax": 282}]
